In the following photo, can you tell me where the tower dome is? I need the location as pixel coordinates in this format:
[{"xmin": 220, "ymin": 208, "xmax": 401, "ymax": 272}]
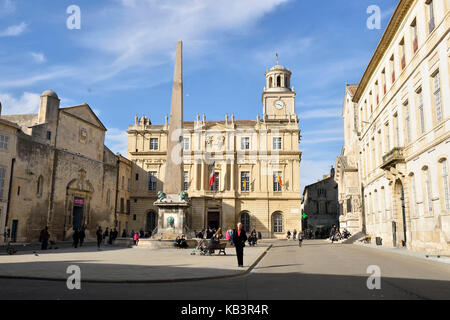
[{"xmin": 264, "ymin": 54, "xmax": 292, "ymax": 92}]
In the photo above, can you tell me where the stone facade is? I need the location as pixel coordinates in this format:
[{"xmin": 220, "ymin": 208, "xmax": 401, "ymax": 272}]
[
  {"xmin": 335, "ymin": 85, "xmax": 364, "ymax": 235},
  {"xmin": 338, "ymin": 0, "xmax": 450, "ymax": 254},
  {"xmin": 0, "ymin": 90, "xmax": 118, "ymax": 242},
  {"xmin": 126, "ymin": 61, "xmax": 302, "ymax": 238},
  {"xmin": 301, "ymin": 169, "xmax": 339, "ymax": 236}
]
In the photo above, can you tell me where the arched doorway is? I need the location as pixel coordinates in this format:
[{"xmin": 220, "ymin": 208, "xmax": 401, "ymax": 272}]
[
  {"xmin": 146, "ymin": 211, "xmax": 157, "ymax": 236},
  {"xmin": 240, "ymin": 211, "xmax": 250, "ymax": 232},
  {"xmin": 393, "ymin": 179, "xmax": 407, "ymax": 247}
]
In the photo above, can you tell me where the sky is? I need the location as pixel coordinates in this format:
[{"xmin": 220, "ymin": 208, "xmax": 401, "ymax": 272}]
[{"xmin": 0, "ymin": 0, "xmax": 396, "ymax": 191}]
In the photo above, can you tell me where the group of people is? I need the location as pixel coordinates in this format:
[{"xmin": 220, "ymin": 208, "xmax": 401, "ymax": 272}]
[
  {"xmin": 285, "ymin": 229, "xmax": 304, "ymax": 247},
  {"xmin": 72, "ymin": 227, "xmax": 86, "ymax": 248},
  {"xmin": 174, "ymin": 234, "xmax": 188, "ymax": 248},
  {"xmin": 329, "ymin": 225, "xmax": 351, "ymax": 243}
]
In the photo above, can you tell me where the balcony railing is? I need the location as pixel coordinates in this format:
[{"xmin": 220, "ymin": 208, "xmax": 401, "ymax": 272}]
[{"xmin": 381, "ymin": 147, "xmax": 405, "ymax": 169}]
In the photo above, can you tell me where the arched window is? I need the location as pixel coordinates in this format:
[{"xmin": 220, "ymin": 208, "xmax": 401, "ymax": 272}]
[
  {"xmin": 276, "ymin": 75, "xmax": 281, "ymax": 87},
  {"xmin": 422, "ymin": 166, "xmax": 433, "ymax": 215},
  {"xmin": 273, "ymin": 212, "xmax": 283, "ymax": 233},
  {"xmin": 240, "ymin": 212, "xmax": 250, "ymax": 232},
  {"xmin": 37, "ymin": 175, "xmax": 43, "ymax": 197}
]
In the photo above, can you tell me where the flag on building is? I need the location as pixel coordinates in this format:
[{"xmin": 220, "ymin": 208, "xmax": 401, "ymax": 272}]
[
  {"xmin": 278, "ymin": 174, "xmax": 283, "ymax": 187},
  {"xmin": 209, "ymin": 161, "xmax": 215, "ymax": 187}
]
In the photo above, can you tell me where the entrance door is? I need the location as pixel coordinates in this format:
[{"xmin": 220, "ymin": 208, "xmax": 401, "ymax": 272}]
[
  {"xmin": 394, "ymin": 180, "xmax": 407, "ymax": 247},
  {"xmin": 11, "ymin": 219, "xmax": 18, "ymax": 242},
  {"xmin": 146, "ymin": 211, "xmax": 157, "ymax": 234},
  {"xmin": 73, "ymin": 206, "xmax": 83, "ymax": 231},
  {"xmin": 207, "ymin": 212, "xmax": 220, "ymax": 229}
]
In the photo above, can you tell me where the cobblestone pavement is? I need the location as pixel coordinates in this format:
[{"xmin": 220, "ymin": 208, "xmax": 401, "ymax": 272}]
[{"xmin": 0, "ymin": 240, "xmax": 449, "ymax": 300}]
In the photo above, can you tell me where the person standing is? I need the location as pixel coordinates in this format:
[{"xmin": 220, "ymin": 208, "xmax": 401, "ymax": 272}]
[
  {"xmin": 293, "ymin": 229, "xmax": 297, "ymax": 241},
  {"xmin": 232, "ymin": 223, "xmax": 247, "ymax": 267},
  {"xmin": 73, "ymin": 229, "xmax": 80, "ymax": 248},
  {"xmin": 40, "ymin": 226, "xmax": 50, "ymax": 250},
  {"xmin": 133, "ymin": 232, "xmax": 139, "ymax": 246},
  {"xmin": 298, "ymin": 231, "xmax": 303, "ymax": 247},
  {"xmin": 96, "ymin": 226, "xmax": 103, "ymax": 249}
]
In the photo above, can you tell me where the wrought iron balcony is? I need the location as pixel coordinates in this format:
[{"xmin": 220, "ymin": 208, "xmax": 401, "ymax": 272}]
[{"xmin": 381, "ymin": 147, "xmax": 405, "ymax": 169}]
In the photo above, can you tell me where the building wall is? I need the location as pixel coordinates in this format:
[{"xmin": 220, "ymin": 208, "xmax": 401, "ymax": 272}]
[
  {"xmin": 0, "ymin": 120, "xmax": 19, "ymax": 244},
  {"xmin": 351, "ymin": 0, "xmax": 450, "ymax": 254},
  {"xmin": 1, "ymin": 92, "xmax": 118, "ymax": 242},
  {"xmin": 126, "ymin": 63, "xmax": 302, "ymax": 238}
]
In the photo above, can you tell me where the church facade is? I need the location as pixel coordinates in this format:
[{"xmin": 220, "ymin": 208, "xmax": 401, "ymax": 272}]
[
  {"xmin": 127, "ymin": 62, "xmax": 302, "ymax": 238},
  {"xmin": 0, "ymin": 90, "xmax": 118, "ymax": 243}
]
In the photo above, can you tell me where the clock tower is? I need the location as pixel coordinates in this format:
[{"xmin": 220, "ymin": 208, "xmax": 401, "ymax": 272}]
[{"xmin": 262, "ymin": 55, "xmax": 297, "ymax": 122}]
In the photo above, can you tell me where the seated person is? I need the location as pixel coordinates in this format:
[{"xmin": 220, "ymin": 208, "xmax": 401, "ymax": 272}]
[
  {"xmin": 179, "ymin": 234, "xmax": 188, "ymax": 249},
  {"xmin": 174, "ymin": 236, "xmax": 181, "ymax": 248}
]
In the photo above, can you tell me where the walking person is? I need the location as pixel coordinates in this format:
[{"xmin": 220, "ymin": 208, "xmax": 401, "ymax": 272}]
[
  {"xmin": 72, "ymin": 228, "xmax": 80, "ymax": 248},
  {"xmin": 133, "ymin": 232, "xmax": 139, "ymax": 246},
  {"xmin": 293, "ymin": 229, "xmax": 297, "ymax": 240},
  {"xmin": 96, "ymin": 226, "xmax": 103, "ymax": 249},
  {"xmin": 79, "ymin": 226, "xmax": 86, "ymax": 247},
  {"xmin": 330, "ymin": 225, "xmax": 337, "ymax": 244},
  {"xmin": 232, "ymin": 223, "xmax": 247, "ymax": 267},
  {"xmin": 298, "ymin": 231, "xmax": 303, "ymax": 247},
  {"xmin": 39, "ymin": 226, "xmax": 50, "ymax": 250},
  {"xmin": 103, "ymin": 227, "xmax": 109, "ymax": 245}
]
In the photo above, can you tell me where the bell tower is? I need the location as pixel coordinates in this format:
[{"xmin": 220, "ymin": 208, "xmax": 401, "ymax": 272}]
[{"xmin": 262, "ymin": 54, "xmax": 297, "ymax": 121}]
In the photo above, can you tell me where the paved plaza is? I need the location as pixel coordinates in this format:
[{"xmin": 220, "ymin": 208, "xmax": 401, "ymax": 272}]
[
  {"xmin": 0, "ymin": 240, "xmax": 449, "ymax": 300},
  {"xmin": 0, "ymin": 242, "xmax": 269, "ymax": 282}
]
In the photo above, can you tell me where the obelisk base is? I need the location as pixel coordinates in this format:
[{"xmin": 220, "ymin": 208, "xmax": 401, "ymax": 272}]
[{"xmin": 153, "ymin": 194, "xmax": 191, "ymax": 240}]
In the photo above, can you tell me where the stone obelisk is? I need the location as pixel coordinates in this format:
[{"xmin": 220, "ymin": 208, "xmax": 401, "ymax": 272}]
[
  {"xmin": 153, "ymin": 40, "xmax": 190, "ymax": 240},
  {"xmin": 164, "ymin": 40, "xmax": 184, "ymax": 194}
]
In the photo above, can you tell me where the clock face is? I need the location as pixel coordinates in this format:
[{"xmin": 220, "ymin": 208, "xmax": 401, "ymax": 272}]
[{"xmin": 275, "ymin": 100, "xmax": 284, "ymax": 110}]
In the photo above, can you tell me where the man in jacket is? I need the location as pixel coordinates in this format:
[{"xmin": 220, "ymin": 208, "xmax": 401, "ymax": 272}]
[
  {"xmin": 232, "ymin": 223, "xmax": 247, "ymax": 267},
  {"xmin": 40, "ymin": 226, "xmax": 50, "ymax": 250}
]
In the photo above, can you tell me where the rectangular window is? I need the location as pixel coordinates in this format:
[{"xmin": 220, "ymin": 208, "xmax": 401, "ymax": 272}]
[
  {"xmin": 135, "ymin": 173, "xmax": 139, "ymax": 181},
  {"xmin": 241, "ymin": 137, "xmax": 250, "ymax": 150},
  {"xmin": 411, "ymin": 19, "xmax": 418, "ymax": 53},
  {"xmin": 149, "ymin": 138, "xmax": 158, "ymax": 150},
  {"xmin": 148, "ymin": 171, "xmax": 157, "ymax": 191},
  {"xmin": 121, "ymin": 176, "xmax": 125, "ymax": 190},
  {"xmin": 417, "ymin": 89, "xmax": 425, "ymax": 134},
  {"xmin": 120, "ymin": 198, "xmax": 124, "ymax": 213},
  {"xmin": 240, "ymin": 171, "xmax": 249, "ymax": 192},
  {"xmin": 183, "ymin": 171, "xmax": 189, "ymax": 191},
  {"xmin": 442, "ymin": 160, "xmax": 450, "ymax": 211},
  {"xmin": 183, "ymin": 138, "xmax": 190, "ymax": 151},
  {"xmin": 394, "ymin": 113, "xmax": 400, "ymax": 147},
  {"xmin": 127, "ymin": 179, "xmax": 130, "ymax": 192},
  {"xmin": 399, "ymin": 38, "xmax": 406, "ymax": 70},
  {"xmin": 0, "ymin": 134, "xmax": 9, "ymax": 150},
  {"xmin": 432, "ymin": 71, "xmax": 442, "ymax": 123},
  {"xmin": 427, "ymin": 0, "xmax": 435, "ymax": 33},
  {"xmin": 385, "ymin": 123, "xmax": 390, "ymax": 152},
  {"xmin": 273, "ymin": 172, "xmax": 282, "ymax": 192},
  {"xmin": 347, "ymin": 198, "xmax": 352, "ymax": 213},
  {"xmin": 404, "ymin": 101, "xmax": 411, "ymax": 143},
  {"xmin": 46, "ymin": 131, "xmax": 51, "ymax": 140},
  {"xmin": 126, "ymin": 199, "xmax": 130, "ymax": 214},
  {"xmin": 272, "ymin": 137, "xmax": 282, "ymax": 150},
  {"xmin": 0, "ymin": 166, "xmax": 5, "ymax": 201}
]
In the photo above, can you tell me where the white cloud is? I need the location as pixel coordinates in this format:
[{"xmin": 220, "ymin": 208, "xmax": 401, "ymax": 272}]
[
  {"xmin": 0, "ymin": 22, "xmax": 27, "ymax": 37},
  {"xmin": 29, "ymin": 52, "xmax": 46, "ymax": 63},
  {"xmin": 0, "ymin": 92, "xmax": 40, "ymax": 114},
  {"xmin": 105, "ymin": 128, "xmax": 128, "ymax": 155},
  {"xmin": 0, "ymin": 67, "xmax": 75, "ymax": 88},
  {"xmin": 79, "ymin": 0, "xmax": 289, "ymax": 76}
]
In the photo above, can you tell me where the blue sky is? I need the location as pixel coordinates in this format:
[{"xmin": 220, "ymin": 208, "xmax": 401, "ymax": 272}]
[{"xmin": 0, "ymin": 0, "xmax": 396, "ymax": 191}]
